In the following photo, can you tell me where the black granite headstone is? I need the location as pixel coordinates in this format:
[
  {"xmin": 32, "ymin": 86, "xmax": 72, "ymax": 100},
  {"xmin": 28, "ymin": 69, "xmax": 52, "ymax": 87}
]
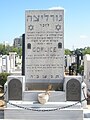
[
  {"xmin": 8, "ymin": 79, "xmax": 22, "ymax": 100},
  {"xmin": 22, "ymin": 33, "xmax": 25, "ymax": 75},
  {"xmin": 66, "ymin": 79, "xmax": 81, "ymax": 101}
]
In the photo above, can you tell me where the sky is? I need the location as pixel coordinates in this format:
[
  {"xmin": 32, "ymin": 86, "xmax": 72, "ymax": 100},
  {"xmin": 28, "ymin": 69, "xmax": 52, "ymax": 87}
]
[{"xmin": 0, "ymin": 0, "xmax": 90, "ymax": 50}]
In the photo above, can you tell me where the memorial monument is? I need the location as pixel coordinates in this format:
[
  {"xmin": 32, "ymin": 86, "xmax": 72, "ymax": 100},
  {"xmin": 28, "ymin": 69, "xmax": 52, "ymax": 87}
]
[
  {"xmin": 4, "ymin": 9, "xmax": 86, "ymax": 120},
  {"xmin": 25, "ymin": 10, "xmax": 64, "ymax": 91}
]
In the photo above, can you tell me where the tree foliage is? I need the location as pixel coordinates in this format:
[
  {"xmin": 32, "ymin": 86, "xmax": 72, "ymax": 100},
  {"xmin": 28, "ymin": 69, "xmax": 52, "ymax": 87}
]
[
  {"xmin": 65, "ymin": 49, "xmax": 72, "ymax": 55},
  {"xmin": 0, "ymin": 44, "xmax": 22, "ymax": 56},
  {"xmin": 65, "ymin": 47, "xmax": 90, "ymax": 55},
  {"xmin": 82, "ymin": 47, "xmax": 90, "ymax": 55},
  {"xmin": 0, "ymin": 43, "xmax": 90, "ymax": 56},
  {"xmin": 0, "ymin": 72, "xmax": 10, "ymax": 88},
  {"xmin": 78, "ymin": 65, "xmax": 84, "ymax": 74}
]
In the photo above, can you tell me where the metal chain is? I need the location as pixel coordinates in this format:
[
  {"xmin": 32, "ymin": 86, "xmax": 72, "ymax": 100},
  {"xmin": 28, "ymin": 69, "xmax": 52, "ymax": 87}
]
[
  {"xmin": 5, "ymin": 90, "xmax": 87, "ymax": 112},
  {"xmin": 2, "ymin": 84, "xmax": 88, "ymax": 112},
  {"xmin": 5, "ymin": 98, "xmax": 87, "ymax": 112}
]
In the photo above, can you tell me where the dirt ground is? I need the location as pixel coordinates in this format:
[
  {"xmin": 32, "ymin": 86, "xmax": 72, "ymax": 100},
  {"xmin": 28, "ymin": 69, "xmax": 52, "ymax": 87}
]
[
  {"xmin": 0, "ymin": 100, "xmax": 5, "ymax": 108},
  {"xmin": 0, "ymin": 92, "xmax": 5, "ymax": 108}
]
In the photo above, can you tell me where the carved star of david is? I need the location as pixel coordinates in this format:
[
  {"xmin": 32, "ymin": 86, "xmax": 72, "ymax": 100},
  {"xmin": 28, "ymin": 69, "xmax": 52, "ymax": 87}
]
[
  {"xmin": 55, "ymin": 24, "xmax": 61, "ymax": 31},
  {"xmin": 28, "ymin": 25, "xmax": 34, "ymax": 30}
]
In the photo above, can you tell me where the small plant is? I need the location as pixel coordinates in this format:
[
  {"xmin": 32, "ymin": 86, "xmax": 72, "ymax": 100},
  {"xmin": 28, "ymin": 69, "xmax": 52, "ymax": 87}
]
[{"xmin": 45, "ymin": 84, "xmax": 53, "ymax": 95}]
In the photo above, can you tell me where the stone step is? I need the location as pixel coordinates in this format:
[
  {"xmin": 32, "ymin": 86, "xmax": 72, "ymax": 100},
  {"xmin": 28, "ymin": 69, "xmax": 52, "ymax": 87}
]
[
  {"xmin": 23, "ymin": 91, "xmax": 66, "ymax": 102},
  {"xmin": 6, "ymin": 101, "xmax": 82, "ymax": 109},
  {"xmin": 1, "ymin": 109, "xmax": 90, "ymax": 119},
  {"xmin": 84, "ymin": 109, "xmax": 90, "ymax": 118},
  {"xmin": 4, "ymin": 108, "xmax": 83, "ymax": 120},
  {"xmin": 0, "ymin": 119, "xmax": 88, "ymax": 120},
  {"xmin": 4, "ymin": 101, "xmax": 83, "ymax": 120},
  {"xmin": 0, "ymin": 109, "xmax": 4, "ymax": 119}
]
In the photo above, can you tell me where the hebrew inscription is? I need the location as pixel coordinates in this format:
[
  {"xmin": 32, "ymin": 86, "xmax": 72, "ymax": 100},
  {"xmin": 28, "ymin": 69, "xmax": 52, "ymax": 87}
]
[
  {"xmin": 25, "ymin": 10, "xmax": 64, "ymax": 82},
  {"xmin": 66, "ymin": 79, "xmax": 81, "ymax": 101},
  {"xmin": 8, "ymin": 79, "xmax": 22, "ymax": 100}
]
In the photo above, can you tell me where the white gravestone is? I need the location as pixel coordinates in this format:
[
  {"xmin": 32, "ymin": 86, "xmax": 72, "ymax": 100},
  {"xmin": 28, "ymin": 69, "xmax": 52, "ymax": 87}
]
[{"xmin": 25, "ymin": 10, "xmax": 64, "ymax": 83}]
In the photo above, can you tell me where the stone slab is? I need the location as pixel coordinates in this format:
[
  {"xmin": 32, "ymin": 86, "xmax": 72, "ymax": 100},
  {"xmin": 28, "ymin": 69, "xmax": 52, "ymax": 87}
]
[
  {"xmin": 84, "ymin": 109, "xmax": 90, "ymax": 118},
  {"xmin": 6, "ymin": 101, "xmax": 81, "ymax": 109},
  {"xmin": 66, "ymin": 78, "xmax": 81, "ymax": 101},
  {"xmin": 64, "ymin": 76, "xmax": 82, "ymax": 101},
  {"xmin": 8, "ymin": 79, "xmax": 22, "ymax": 100},
  {"xmin": 23, "ymin": 91, "xmax": 66, "ymax": 102},
  {"xmin": 4, "ymin": 108, "xmax": 83, "ymax": 120},
  {"xmin": 25, "ymin": 10, "xmax": 64, "ymax": 83}
]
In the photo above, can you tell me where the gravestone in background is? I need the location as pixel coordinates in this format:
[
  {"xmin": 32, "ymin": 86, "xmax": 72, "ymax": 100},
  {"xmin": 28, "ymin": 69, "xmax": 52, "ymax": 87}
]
[
  {"xmin": 25, "ymin": 10, "xmax": 64, "ymax": 87},
  {"xmin": 8, "ymin": 79, "xmax": 22, "ymax": 100},
  {"xmin": 66, "ymin": 79, "xmax": 81, "ymax": 101}
]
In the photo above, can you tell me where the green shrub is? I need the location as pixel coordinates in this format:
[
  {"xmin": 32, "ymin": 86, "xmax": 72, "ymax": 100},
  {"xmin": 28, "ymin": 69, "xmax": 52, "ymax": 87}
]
[{"xmin": 0, "ymin": 72, "xmax": 10, "ymax": 88}]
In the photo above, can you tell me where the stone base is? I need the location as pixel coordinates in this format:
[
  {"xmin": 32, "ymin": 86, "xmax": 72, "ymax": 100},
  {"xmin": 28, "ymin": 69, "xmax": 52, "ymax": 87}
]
[
  {"xmin": 23, "ymin": 90, "xmax": 66, "ymax": 102},
  {"xmin": 4, "ymin": 101, "xmax": 83, "ymax": 120},
  {"xmin": 84, "ymin": 109, "xmax": 90, "ymax": 118}
]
